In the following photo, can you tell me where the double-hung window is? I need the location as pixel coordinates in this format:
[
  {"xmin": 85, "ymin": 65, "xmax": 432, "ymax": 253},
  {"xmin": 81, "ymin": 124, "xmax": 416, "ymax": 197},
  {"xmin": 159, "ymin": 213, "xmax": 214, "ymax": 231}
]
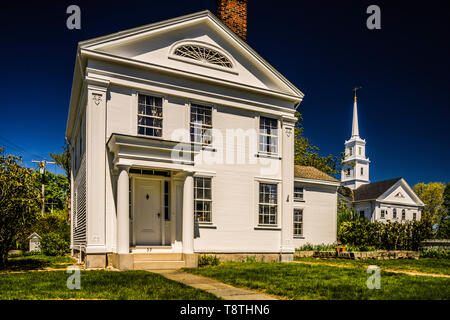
[
  {"xmin": 190, "ymin": 104, "xmax": 212, "ymax": 145},
  {"xmin": 380, "ymin": 209, "xmax": 385, "ymax": 219},
  {"xmin": 258, "ymin": 183, "xmax": 278, "ymax": 225},
  {"xmin": 194, "ymin": 177, "xmax": 212, "ymax": 223},
  {"xmin": 138, "ymin": 94, "xmax": 163, "ymax": 137},
  {"xmin": 293, "ymin": 209, "xmax": 303, "ymax": 237},
  {"xmin": 259, "ymin": 116, "xmax": 278, "ymax": 155},
  {"xmin": 294, "ymin": 185, "xmax": 304, "ymax": 201}
]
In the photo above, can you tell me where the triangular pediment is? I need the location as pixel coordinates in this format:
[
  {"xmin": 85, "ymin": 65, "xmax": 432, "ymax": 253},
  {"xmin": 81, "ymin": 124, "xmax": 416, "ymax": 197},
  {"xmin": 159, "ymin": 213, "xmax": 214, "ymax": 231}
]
[
  {"xmin": 378, "ymin": 179, "xmax": 424, "ymax": 206},
  {"xmin": 79, "ymin": 10, "xmax": 303, "ymax": 99}
]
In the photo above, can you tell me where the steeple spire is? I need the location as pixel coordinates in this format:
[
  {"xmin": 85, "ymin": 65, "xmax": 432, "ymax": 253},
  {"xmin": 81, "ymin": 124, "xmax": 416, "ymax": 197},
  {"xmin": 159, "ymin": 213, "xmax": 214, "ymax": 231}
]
[{"xmin": 352, "ymin": 87, "xmax": 362, "ymax": 138}]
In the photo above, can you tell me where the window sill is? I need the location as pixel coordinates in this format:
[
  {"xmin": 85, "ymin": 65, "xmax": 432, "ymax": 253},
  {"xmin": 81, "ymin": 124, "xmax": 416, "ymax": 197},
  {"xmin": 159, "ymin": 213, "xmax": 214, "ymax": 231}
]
[
  {"xmin": 255, "ymin": 153, "xmax": 281, "ymax": 160},
  {"xmin": 293, "ymin": 236, "xmax": 305, "ymax": 239},
  {"xmin": 197, "ymin": 224, "xmax": 217, "ymax": 229},
  {"xmin": 191, "ymin": 143, "xmax": 216, "ymax": 152},
  {"xmin": 254, "ymin": 226, "xmax": 281, "ymax": 231},
  {"xmin": 294, "ymin": 199, "xmax": 305, "ymax": 203}
]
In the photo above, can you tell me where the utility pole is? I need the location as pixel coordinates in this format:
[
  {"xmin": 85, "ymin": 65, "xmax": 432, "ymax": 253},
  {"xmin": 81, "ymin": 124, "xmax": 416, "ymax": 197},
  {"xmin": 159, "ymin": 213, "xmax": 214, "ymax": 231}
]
[{"xmin": 32, "ymin": 159, "xmax": 55, "ymax": 214}]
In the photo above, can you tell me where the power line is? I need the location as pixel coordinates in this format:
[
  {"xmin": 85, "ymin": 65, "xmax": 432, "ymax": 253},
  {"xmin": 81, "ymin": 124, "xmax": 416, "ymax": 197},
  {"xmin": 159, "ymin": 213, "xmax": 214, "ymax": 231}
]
[{"xmin": 0, "ymin": 135, "xmax": 47, "ymax": 159}]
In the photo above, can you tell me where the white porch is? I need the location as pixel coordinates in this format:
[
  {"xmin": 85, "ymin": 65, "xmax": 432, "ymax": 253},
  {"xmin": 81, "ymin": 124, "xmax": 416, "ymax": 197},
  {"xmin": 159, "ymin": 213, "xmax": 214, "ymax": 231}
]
[{"xmin": 108, "ymin": 133, "xmax": 199, "ymax": 269}]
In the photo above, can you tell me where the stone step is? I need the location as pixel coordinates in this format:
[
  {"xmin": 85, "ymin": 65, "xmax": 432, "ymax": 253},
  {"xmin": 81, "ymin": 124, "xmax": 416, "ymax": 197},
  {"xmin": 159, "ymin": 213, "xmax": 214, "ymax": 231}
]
[
  {"xmin": 133, "ymin": 253, "xmax": 183, "ymax": 261},
  {"xmin": 134, "ymin": 260, "xmax": 186, "ymax": 270}
]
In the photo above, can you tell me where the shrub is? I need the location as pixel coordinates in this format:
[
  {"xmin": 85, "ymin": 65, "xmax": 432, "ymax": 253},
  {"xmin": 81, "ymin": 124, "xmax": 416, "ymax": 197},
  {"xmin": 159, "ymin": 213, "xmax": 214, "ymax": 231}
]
[
  {"xmin": 420, "ymin": 249, "xmax": 450, "ymax": 259},
  {"xmin": 338, "ymin": 219, "xmax": 433, "ymax": 251},
  {"xmin": 198, "ymin": 255, "xmax": 220, "ymax": 267},
  {"xmin": 40, "ymin": 232, "xmax": 69, "ymax": 256}
]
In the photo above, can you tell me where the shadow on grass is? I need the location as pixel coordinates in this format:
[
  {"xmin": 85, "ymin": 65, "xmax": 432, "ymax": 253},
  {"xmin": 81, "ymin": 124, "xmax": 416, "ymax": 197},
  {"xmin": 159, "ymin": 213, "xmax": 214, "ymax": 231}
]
[
  {"xmin": 3, "ymin": 254, "xmax": 73, "ymax": 272},
  {"xmin": 5, "ymin": 258, "xmax": 50, "ymax": 271}
]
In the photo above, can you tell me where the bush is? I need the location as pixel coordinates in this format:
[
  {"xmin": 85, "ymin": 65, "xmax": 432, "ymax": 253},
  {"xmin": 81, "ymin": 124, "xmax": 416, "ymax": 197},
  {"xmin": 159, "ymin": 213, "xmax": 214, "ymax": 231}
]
[
  {"xmin": 295, "ymin": 243, "xmax": 377, "ymax": 252},
  {"xmin": 420, "ymin": 249, "xmax": 450, "ymax": 259},
  {"xmin": 338, "ymin": 219, "xmax": 433, "ymax": 251},
  {"xmin": 40, "ymin": 232, "xmax": 69, "ymax": 256},
  {"xmin": 198, "ymin": 255, "xmax": 220, "ymax": 267}
]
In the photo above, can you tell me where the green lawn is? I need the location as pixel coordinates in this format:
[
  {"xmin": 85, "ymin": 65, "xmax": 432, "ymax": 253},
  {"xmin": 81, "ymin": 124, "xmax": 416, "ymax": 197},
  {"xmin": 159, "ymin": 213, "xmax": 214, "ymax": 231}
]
[
  {"xmin": 0, "ymin": 270, "xmax": 218, "ymax": 300},
  {"xmin": 294, "ymin": 257, "xmax": 450, "ymax": 275},
  {"xmin": 184, "ymin": 261, "xmax": 450, "ymax": 300},
  {"xmin": 0, "ymin": 254, "xmax": 218, "ymax": 300},
  {"xmin": 4, "ymin": 254, "xmax": 74, "ymax": 271}
]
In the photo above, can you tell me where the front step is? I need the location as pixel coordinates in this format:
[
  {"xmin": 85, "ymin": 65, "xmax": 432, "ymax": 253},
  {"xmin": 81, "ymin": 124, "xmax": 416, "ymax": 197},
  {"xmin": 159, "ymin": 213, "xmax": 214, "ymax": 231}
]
[
  {"xmin": 133, "ymin": 253, "xmax": 183, "ymax": 261},
  {"xmin": 134, "ymin": 260, "xmax": 186, "ymax": 270}
]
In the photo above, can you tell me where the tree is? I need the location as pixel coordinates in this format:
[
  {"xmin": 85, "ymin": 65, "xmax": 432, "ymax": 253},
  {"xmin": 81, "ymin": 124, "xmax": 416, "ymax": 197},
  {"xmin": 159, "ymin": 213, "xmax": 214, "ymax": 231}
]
[
  {"xmin": 49, "ymin": 140, "xmax": 71, "ymax": 222},
  {"xmin": 337, "ymin": 198, "xmax": 358, "ymax": 229},
  {"xmin": 294, "ymin": 111, "xmax": 345, "ymax": 178},
  {"xmin": 436, "ymin": 183, "xmax": 450, "ymax": 238},
  {"xmin": 0, "ymin": 148, "xmax": 40, "ymax": 268},
  {"xmin": 32, "ymin": 170, "xmax": 68, "ymax": 212},
  {"xmin": 413, "ymin": 182, "xmax": 446, "ymax": 234}
]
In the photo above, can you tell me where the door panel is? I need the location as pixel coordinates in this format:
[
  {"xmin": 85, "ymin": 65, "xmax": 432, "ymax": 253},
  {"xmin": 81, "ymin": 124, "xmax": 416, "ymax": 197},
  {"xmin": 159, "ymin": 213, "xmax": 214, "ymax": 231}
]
[{"xmin": 134, "ymin": 179, "xmax": 161, "ymax": 245}]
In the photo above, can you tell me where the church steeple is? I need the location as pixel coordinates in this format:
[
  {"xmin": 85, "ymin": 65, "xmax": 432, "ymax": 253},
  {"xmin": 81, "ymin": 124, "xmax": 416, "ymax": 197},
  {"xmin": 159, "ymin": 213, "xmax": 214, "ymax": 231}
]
[
  {"xmin": 341, "ymin": 88, "xmax": 370, "ymax": 190},
  {"xmin": 352, "ymin": 88, "xmax": 360, "ymax": 138}
]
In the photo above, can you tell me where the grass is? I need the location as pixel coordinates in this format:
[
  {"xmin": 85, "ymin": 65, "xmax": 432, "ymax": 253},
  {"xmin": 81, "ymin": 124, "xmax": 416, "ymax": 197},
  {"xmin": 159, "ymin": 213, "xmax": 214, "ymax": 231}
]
[
  {"xmin": 3, "ymin": 254, "xmax": 74, "ymax": 272},
  {"xmin": 294, "ymin": 257, "xmax": 450, "ymax": 275},
  {"xmin": 1, "ymin": 254, "xmax": 218, "ymax": 300},
  {"xmin": 184, "ymin": 261, "xmax": 450, "ymax": 300},
  {"xmin": 0, "ymin": 270, "xmax": 218, "ymax": 300}
]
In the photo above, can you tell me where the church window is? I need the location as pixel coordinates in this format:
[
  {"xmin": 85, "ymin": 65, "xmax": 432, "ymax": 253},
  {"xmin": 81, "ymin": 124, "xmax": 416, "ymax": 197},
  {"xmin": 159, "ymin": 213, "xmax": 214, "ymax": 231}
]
[
  {"xmin": 380, "ymin": 210, "xmax": 385, "ymax": 219},
  {"xmin": 347, "ymin": 169, "xmax": 351, "ymax": 176},
  {"xmin": 173, "ymin": 44, "xmax": 233, "ymax": 68},
  {"xmin": 402, "ymin": 209, "xmax": 406, "ymax": 220},
  {"xmin": 413, "ymin": 212, "xmax": 417, "ymax": 221},
  {"xmin": 393, "ymin": 208, "xmax": 397, "ymax": 219},
  {"xmin": 359, "ymin": 147, "xmax": 362, "ymax": 155},
  {"xmin": 349, "ymin": 148, "xmax": 353, "ymax": 156},
  {"xmin": 361, "ymin": 167, "xmax": 364, "ymax": 175}
]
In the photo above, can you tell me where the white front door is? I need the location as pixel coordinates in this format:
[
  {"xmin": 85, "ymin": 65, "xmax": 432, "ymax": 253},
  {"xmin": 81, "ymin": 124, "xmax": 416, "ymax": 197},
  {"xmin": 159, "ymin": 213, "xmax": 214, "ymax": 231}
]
[{"xmin": 134, "ymin": 179, "xmax": 161, "ymax": 245}]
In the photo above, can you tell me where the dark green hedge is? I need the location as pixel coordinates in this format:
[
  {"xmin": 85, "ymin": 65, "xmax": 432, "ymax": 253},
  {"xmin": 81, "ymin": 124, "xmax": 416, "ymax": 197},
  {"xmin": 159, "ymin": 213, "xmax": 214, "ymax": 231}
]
[{"xmin": 338, "ymin": 219, "xmax": 433, "ymax": 251}]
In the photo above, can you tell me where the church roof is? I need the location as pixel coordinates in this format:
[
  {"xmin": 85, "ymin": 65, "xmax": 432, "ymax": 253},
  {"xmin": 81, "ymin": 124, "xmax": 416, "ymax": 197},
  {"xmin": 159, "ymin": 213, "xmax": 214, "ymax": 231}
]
[
  {"xmin": 294, "ymin": 165, "xmax": 339, "ymax": 183},
  {"xmin": 353, "ymin": 177, "xmax": 402, "ymax": 201}
]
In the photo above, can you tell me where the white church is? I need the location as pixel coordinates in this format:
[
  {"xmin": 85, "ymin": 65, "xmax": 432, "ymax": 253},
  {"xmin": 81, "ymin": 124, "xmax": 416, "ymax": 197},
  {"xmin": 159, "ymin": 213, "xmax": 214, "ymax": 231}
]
[{"xmin": 340, "ymin": 91, "xmax": 424, "ymax": 222}]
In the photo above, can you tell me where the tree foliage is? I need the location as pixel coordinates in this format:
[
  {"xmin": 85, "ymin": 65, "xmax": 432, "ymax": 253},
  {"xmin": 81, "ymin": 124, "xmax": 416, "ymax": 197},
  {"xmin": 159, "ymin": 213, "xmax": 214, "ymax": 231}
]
[
  {"xmin": 32, "ymin": 170, "xmax": 68, "ymax": 212},
  {"xmin": 337, "ymin": 198, "xmax": 359, "ymax": 229},
  {"xmin": 0, "ymin": 148, "xmax": 40, "ymax": 268},
  {"xmin": 413, "ymin": 182, "xmax": 447, "ymax": 232},
  {"xmin": 294, "ymin": 111, "xmax": 345, "ymax": 178},
  {"xmin": 49, "ymin": 140, "xmax": 71, "ymax": 221}
]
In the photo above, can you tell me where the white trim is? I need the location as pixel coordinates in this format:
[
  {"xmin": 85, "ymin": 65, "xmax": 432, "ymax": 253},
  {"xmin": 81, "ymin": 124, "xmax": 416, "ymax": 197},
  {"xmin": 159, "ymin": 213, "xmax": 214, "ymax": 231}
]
[{"xmin": 294, "ymin": 177, "xmax": 340, "ymax": 187}]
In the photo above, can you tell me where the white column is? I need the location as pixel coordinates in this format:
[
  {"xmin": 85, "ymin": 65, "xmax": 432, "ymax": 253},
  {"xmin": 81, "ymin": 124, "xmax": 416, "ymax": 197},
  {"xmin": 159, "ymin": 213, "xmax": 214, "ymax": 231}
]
[
  {"xmin": 182, "ymin": 173, "xmax": 194, "ymax": 254},
  {"xmin": 117, "ymin": 166, "xmax": 130, "ymax": 254},
  {"xmin": 280, "ymin": 118, "xmax": 295, "ymax": 258}
]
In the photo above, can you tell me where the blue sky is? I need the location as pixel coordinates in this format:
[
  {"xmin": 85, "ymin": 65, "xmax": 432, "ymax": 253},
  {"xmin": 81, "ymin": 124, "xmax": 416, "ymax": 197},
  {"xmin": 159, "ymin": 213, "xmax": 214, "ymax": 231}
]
[{"xmin": 0, "ymin": 1, "xmax": 449, "ymax": 185}]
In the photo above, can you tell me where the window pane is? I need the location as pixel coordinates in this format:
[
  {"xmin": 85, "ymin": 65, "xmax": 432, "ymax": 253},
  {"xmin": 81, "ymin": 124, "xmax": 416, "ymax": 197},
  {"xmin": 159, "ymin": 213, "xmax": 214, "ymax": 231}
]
[{"xmin": 138, "ymin": 94, "xmax": 163, "ymax": 137}]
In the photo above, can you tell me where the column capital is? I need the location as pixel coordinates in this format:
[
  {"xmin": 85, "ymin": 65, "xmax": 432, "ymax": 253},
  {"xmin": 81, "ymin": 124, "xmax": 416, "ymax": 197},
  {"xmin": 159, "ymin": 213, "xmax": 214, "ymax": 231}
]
[{"xmin": 116, "ymin": 164, "xmax": 131, "ymax": 172}]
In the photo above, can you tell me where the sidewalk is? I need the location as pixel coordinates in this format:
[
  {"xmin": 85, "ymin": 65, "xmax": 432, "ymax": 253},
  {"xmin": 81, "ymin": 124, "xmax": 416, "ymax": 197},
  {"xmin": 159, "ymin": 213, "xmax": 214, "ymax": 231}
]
[{"xmin": 151, "ymin": 269, "xmax": 279, "ymax": 300}]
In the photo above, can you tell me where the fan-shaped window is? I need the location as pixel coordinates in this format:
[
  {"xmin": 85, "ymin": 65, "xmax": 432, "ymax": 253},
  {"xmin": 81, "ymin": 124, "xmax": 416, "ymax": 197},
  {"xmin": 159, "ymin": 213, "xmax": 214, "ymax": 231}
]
[{"xmin": 173, "ymin": 45, "xmax": 233, "ymax": 68}]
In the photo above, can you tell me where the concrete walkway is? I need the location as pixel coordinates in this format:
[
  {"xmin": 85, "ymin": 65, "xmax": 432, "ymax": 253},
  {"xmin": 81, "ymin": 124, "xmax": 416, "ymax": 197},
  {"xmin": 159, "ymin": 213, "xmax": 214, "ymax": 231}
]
[{"xmin": 151, "ymin": 269, "xmax": 278, "ymax": 300}]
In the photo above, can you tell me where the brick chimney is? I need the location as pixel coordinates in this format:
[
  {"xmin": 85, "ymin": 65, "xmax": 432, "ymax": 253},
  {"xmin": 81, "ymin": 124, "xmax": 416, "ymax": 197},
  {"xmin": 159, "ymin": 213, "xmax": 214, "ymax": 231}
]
[{"xmin": 216, "ymin": 0, "xmax": 247, "ymax": 41}]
